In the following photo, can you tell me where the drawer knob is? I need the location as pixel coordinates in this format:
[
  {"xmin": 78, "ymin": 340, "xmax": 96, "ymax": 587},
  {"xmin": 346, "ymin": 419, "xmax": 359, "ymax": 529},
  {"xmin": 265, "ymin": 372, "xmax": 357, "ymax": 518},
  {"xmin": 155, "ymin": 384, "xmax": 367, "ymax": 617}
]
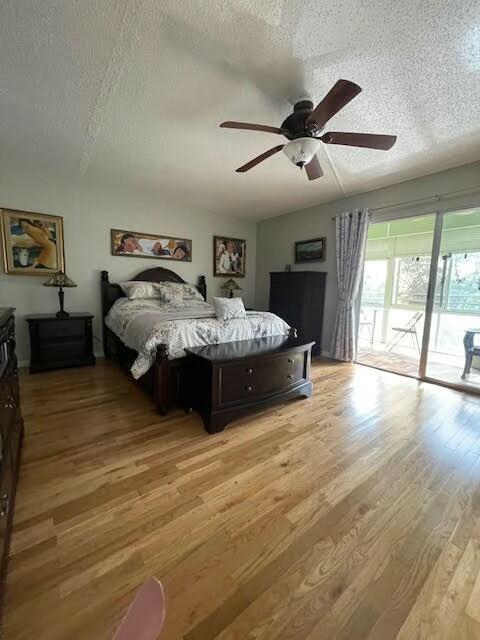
[
  {"xmin": 246, "ymin": 368, "xmax": 254, "ymax": 374},
  {"xmin": 288, "ymin": 358, "xmax": 295, "ymax": 364},
  {"xmin": 1, "ymin": 493, "xmax": 9, "ymax": 517},
  {"xmin": 287, "ymin": 374, "xmax": 294, "ymax": 379},
  {"xmin": 244, "ymin": 385, "xmax": 253, "ymax": 392}
]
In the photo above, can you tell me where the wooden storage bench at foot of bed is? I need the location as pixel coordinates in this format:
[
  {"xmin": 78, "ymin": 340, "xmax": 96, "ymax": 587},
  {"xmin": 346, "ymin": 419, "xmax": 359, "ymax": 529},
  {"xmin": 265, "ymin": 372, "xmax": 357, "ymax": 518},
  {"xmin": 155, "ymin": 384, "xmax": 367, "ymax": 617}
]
[{"xmin": 184, "ymin": 335, "xmax": 314, "ymax": 433}]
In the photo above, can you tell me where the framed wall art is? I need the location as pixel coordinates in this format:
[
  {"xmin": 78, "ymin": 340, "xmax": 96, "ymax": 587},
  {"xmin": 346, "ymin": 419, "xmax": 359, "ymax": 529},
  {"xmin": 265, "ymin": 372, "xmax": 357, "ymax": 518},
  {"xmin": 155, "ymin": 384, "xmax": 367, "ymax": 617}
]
[
  {"xmin": 295, "ymin": 237, "xmax": 326, "ymax": 263},
  {"xmin": 111, "ymin": 229, "xmax": 192, "ymax": 262},
  {"xmin": 1, "ymin": 208, "xmax": 65, "ymax": 275},
  {"xmin": 214, "ymin": 235, "xmax": 246, "ymax": 277}
]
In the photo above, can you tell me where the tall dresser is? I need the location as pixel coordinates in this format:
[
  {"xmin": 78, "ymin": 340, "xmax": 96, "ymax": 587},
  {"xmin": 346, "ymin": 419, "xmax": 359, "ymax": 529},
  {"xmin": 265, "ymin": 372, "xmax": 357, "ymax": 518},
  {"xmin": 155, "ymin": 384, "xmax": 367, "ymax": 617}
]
[
  {"xmin": 0, "ymin": 309, "xmax": 24, "ymax": 618},
  {"xmin": 269, "ymin": 271, "xmax": 327, "ymax": 356}
]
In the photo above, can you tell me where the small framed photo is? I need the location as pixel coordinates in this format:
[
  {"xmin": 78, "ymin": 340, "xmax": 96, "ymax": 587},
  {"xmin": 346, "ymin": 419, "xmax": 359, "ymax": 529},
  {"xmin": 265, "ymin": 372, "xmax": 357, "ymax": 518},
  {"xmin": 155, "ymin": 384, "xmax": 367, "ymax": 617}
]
[
  {"xmin": 295, "ymin": 237, "xmax": 326, "ymax": 263},
  {"xmin": 1, "ymin": 208, "xmax": 65, "ymax": 275},
  {"xmin": 214, "ymin": 235, "xmax": 246, "ymax": 277},
  {"xmin": 111, "ymin": 229, "xmax": 192, "ymax": 262}
]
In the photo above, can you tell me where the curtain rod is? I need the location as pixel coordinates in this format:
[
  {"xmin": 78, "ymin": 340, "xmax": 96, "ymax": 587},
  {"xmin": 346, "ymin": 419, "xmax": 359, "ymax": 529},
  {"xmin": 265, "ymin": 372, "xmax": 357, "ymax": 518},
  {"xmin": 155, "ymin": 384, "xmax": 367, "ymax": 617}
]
[{"xmin": 331, "ymin": 185, "xmax": 480, "ymax": 220}]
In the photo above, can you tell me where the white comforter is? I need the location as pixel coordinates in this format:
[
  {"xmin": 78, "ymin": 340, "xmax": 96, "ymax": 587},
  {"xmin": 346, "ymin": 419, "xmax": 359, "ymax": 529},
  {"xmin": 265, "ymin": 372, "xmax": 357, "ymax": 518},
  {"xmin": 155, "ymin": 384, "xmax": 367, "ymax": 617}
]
[{"xmin": 106, "ymin": 298, "xmax": 290, "ymax": 378}]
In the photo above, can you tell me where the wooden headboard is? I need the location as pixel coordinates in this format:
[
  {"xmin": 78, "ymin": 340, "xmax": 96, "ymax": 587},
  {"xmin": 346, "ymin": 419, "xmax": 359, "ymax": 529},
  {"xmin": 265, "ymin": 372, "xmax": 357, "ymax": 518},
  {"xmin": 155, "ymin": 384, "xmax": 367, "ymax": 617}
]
[{"xmin": 101, "ymin": 267, "xmax": 207, "ymax": 319}]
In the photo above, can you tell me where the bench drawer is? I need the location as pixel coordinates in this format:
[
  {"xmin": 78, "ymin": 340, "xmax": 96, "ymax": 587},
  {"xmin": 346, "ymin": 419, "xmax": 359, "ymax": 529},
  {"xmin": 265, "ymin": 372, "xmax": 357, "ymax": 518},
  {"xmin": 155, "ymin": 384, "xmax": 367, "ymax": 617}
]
[{"xmin": 219, "ymin": 351, "xmax": 306, "ymax": 404}]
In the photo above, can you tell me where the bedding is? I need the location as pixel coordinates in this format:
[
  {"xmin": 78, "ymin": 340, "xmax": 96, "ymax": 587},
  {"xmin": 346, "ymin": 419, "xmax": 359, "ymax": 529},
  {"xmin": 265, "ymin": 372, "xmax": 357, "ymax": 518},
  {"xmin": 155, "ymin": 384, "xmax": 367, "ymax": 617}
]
[{"xmin": 105, "ymin": 297, "xmax": 290, "ymax": 379}]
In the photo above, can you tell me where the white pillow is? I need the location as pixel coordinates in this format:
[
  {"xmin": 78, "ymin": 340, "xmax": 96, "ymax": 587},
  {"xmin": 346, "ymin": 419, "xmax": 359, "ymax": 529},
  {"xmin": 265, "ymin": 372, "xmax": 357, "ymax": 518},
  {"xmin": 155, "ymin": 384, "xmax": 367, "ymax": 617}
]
[{"xmin": 212, "ymin": 297, "xmax": 247, "ymax": 320}]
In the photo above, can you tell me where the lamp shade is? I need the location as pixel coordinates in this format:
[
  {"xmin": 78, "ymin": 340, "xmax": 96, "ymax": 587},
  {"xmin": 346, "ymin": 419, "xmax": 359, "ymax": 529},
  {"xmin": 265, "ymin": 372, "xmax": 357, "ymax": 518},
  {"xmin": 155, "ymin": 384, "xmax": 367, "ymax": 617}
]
[
  {"xmin": 43, "ymin": 271, "xmax": 77, "ymax": 288},
  {"xmin": 283, "ymin": 137, "xmax": 320, "ymax": 168},
  {"xmin": 222, "ymin": 278, "xmax": 242, "ymax": 292}
]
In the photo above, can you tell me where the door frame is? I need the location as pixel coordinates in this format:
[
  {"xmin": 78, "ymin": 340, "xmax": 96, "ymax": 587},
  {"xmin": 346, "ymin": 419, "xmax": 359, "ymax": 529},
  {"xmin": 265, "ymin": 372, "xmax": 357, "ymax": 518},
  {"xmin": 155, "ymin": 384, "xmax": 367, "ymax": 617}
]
[{"xmin": 418, "ymin": 212, "xmax": 444, "ymax": 378}]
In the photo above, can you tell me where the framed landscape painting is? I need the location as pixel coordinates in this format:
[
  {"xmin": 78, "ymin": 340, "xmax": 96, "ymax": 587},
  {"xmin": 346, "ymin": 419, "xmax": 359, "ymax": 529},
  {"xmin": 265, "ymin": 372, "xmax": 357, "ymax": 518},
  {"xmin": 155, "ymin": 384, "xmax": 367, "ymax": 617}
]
[
  {"xmin": 1, "ymin": 208, "xmax": 65, "ymax": 275},
  {"xmin": 111, "ymin": 229, "xmax": 192, "ymax": 262},
  {"xmin": 295, "ymin": 237, "xmax": 326, "ymax": 263},
  {"xmin": 214, "ymin": 235, "xmax": 246, "ymax": 277}
]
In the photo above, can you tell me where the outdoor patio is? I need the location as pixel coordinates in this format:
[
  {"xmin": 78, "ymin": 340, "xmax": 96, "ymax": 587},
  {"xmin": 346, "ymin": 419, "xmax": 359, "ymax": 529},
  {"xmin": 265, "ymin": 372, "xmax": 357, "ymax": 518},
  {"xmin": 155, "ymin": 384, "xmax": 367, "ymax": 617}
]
[{"xmin": 357, "ymin": 308, "xmax": 480, "ymax": 390}]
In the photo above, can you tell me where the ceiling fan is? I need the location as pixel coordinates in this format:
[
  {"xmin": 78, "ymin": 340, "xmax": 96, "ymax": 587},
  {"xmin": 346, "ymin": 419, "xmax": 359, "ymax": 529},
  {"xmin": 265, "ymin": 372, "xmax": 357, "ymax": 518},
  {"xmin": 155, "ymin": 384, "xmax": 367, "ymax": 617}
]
[{"xmin": 220, "ymin": 79, "xmax": 397, "ymax": 181}]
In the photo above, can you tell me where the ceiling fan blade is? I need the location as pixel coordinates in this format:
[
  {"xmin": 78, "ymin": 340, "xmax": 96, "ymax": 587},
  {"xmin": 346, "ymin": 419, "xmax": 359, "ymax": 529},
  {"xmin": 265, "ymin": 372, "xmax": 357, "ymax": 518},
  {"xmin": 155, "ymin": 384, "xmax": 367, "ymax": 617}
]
[
  {"xmin": 321, "ymin": 132, "xmax": 397, "ymax": 150},
  {"xmin": 236, "ymin": 145, "xmax": 284, "ymax": 172},
  {"xmin": 305, "ymin": 154, "xmax": 323, "ymax": 181},
  {"xmin": 307, "ymin": 79, "xmax": 362, "ymax": 129},
  {"xmin": 220, "ymin": 121, "xmax": 288, "ymax": 136}
]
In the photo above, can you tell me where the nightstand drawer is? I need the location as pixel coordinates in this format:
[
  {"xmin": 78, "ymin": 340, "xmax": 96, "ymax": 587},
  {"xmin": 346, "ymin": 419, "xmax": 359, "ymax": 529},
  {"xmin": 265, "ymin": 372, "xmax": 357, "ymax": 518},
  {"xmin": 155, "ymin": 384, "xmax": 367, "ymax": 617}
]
[
  {"xmin": 26, "ymin": 313, "xmax": 95, "ymax": 372},
  {"xmin": 38, "ymin": 341, "xmax": 88, "ymax": 363},
  {"xmin": 38, "ymin": 319, "xmax": 85, "ymax": 340}
]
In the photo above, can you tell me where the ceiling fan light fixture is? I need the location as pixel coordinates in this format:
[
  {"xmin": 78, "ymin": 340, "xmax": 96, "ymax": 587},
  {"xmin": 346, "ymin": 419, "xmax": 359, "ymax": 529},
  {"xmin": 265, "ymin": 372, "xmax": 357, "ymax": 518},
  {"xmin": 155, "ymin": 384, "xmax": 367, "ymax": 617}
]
[{"xmin": 283, "ymin": 138, "xmax": 320, "ymax": 168}]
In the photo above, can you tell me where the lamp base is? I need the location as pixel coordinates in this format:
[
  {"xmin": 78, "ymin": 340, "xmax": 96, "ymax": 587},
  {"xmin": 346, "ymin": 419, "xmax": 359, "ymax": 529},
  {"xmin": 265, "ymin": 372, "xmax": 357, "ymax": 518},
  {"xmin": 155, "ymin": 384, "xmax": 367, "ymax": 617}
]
[{"xmin": 56, "ymin": 287, "xmax": 69, "ymax": 319}]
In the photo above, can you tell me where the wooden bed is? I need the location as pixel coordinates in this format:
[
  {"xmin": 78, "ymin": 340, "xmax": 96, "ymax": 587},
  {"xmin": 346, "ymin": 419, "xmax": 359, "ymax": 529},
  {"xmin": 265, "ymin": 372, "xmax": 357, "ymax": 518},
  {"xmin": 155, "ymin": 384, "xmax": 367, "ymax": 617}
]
[{"xmin": 101, "ymin": 267, "xmax": 207, "ymax": 414}]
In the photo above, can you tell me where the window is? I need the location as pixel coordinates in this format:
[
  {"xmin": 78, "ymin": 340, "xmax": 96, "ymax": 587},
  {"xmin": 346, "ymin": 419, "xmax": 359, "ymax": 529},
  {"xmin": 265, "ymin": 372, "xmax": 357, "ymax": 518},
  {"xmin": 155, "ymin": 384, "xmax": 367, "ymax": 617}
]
[
  {"xmin": 362, "ymin": 260, "xmax": 387, "ymax": 306},
  {"xmin": 444, "ymin": 252, "xmax": 480, "ymax": 313},
  {"xmin": 393, "ymin": 256, "xmax": 436, "ymax": 307}
]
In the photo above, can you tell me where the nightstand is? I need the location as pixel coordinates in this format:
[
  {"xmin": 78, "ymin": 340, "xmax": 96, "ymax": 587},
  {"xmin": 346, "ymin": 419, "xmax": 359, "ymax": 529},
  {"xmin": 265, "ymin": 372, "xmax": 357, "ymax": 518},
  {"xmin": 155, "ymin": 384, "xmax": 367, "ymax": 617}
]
[{"xmin": 26, "ymin": 313, "xmax": 96, "ymax": 373}]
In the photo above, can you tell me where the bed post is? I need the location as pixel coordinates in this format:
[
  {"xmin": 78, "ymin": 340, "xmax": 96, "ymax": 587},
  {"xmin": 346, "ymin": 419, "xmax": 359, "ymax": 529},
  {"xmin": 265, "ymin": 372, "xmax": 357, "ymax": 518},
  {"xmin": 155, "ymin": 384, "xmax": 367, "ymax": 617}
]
[
  {"xmin": 101, "ymin": 270, "xmax": 111, "ymax": 358},
  {"xmin": 197, "ymin": 275, "xmax": 207, "ymax": 301},
  {"xmin": 154, "ymin": 344, "xmax": 170, "ymax": 415}
]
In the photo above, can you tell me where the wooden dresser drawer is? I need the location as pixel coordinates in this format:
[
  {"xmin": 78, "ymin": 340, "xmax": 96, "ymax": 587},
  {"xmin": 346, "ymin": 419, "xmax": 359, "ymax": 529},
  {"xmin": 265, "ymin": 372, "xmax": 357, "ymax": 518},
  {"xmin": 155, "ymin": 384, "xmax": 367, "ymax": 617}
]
[
  {"xmin": 38, "ymin": 319, "xmax": 85, "ymax": 340},
  {"xmin": 0, "ymin": 308, "xmax": 24, "ymax": 627},
  {"xmin": 219, "ymin": 352, "xmax": 306, "ymax": 404}
]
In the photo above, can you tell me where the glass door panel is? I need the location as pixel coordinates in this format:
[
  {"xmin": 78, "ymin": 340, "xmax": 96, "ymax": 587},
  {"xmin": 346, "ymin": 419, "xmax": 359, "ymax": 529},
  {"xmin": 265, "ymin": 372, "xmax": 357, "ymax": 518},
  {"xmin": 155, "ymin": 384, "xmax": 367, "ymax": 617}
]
[
  {"xmin": 425, "ymin": 208, "xmax": 480, "ymax": 390},
  {"xmin": 356, "ymin": 214, "xmax": 436, "ymax": 377}
]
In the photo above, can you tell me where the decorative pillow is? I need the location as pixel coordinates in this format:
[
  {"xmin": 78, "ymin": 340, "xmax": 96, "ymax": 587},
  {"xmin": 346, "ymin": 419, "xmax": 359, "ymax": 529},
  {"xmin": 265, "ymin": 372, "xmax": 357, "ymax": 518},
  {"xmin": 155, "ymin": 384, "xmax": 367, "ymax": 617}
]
[
  {"xmin": 119, "ymin": 281, "xmax": 184, "ymax": 306},
  {"xmin": 212, "ymin": 297, "xmax": 247, "ymax": 320},
  {"xmin": 119, "ymin": 281, "xmax": 163, "ymax": 300},
  {"xmin": 161, "ymin": 281, "xmax": 204, "ymax": 302},
  {"xmin": 154, "ymin": 282, "xmax": 184, "ymax": 306}
]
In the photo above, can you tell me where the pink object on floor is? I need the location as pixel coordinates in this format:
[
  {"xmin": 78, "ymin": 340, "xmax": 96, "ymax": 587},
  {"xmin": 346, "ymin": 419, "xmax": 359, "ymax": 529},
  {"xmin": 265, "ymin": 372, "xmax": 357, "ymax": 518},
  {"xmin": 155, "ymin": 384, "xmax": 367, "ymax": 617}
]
[{"xmin": 113, "ymin": 577, "xmax": 166, "ymax": 640}]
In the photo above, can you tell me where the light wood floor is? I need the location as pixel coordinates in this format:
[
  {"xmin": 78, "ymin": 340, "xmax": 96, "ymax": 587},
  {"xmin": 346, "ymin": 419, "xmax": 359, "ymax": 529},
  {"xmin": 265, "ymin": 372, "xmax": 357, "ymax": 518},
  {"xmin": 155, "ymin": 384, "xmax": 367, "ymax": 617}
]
[{"xmin": 5, "ymin": 359, "xmax": 480, "ymax": 639}]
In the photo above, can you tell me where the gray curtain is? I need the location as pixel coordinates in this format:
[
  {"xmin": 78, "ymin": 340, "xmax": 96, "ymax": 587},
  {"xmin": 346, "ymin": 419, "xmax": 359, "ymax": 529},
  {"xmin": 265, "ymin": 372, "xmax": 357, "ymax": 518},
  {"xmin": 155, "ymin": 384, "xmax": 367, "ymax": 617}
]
[{"xmin": 330, "ymin": 208, "xmax": 369, "ymax": 361}]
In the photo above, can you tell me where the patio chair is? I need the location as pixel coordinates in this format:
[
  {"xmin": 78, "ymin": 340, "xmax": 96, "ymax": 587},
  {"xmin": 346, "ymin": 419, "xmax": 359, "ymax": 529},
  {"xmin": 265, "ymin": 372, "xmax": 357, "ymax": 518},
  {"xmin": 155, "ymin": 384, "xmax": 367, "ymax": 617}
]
[
  {"xmin": 386, "ymin": 312, "xmax": 423, "ymax": 354},
  {"xmin": 462, "ymin": 329, "xmax": 480, "ymax": 379},
  {"xmin": 359, "ymin": 311, "xmax": 374, "ymax": 343}
]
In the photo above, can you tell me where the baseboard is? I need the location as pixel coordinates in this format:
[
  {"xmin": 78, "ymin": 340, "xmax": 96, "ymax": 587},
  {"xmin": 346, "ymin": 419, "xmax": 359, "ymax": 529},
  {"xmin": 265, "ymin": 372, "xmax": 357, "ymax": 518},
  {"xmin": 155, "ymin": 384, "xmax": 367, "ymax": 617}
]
[
  {"xmin": 18, "ymin": 351, "xmax": 104, "ymax": 370},
  {"xmin": 319, "ymin": 349, "xmax": 334, "ymax": 360}
]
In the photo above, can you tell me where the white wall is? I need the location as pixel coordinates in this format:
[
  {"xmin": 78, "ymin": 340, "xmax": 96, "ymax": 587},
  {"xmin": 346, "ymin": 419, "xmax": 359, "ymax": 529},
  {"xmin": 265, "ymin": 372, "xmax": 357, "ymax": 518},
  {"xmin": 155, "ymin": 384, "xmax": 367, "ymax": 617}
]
[
  {"xmin": 0, "ymin": 164, "xmax": 257, "ymax": 364},
  {"xmin": 255, "ymin": 161, "xmax": 480, "ymax": 354}
]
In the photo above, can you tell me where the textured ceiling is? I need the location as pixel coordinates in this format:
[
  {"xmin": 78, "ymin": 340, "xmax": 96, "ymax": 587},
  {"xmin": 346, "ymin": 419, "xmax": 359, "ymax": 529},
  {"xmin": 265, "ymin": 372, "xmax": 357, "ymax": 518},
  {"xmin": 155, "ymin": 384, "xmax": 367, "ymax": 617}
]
[{"xmin": 0, "ymin": 0, "xmax": 479, "ymax": 220}]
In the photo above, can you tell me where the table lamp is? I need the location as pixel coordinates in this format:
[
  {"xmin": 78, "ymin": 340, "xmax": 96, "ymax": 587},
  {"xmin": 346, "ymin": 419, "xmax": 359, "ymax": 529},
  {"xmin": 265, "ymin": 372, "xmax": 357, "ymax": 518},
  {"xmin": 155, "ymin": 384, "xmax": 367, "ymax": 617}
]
[
  {"xmin": 43, "ymin": 271, "xmax": 77, "ymax": 318},
  {"xmin": 221, "ymin": 278, "xmax": 242, "ymax": 299}
]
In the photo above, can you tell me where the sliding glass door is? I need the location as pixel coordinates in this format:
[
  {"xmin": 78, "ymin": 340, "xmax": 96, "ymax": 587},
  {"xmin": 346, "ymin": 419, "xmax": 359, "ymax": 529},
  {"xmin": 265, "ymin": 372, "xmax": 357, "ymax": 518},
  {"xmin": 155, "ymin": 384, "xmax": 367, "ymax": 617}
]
[
  {"xmin": 356, "ymin": 206, "xmax": 480, "ymax": 394},
  {"xmin": 356, "ymin": 214, "xmax": 436, "ymax": 378},
  {"xmin": 424, "ymin": 209, "xmax": 480, "ymax": 392}
]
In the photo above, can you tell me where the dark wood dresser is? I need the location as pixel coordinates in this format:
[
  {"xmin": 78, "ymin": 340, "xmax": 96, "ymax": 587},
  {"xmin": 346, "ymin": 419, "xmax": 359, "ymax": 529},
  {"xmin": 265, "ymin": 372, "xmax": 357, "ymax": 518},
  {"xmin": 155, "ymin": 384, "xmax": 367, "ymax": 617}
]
[
  {"xmin": 26, "ymin": 313, "xmax": 95, "ymax": 373},
  {"xmin": 269, "ymin": 271, "xmax": 327, "ymax": 356},
  {"xmin": 185, "ymin": 336, "xmax": 314, "ymax": 433},
  {"xmin": 0, "ymin": 308, "xmax": 24, "ymax": 617}
]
